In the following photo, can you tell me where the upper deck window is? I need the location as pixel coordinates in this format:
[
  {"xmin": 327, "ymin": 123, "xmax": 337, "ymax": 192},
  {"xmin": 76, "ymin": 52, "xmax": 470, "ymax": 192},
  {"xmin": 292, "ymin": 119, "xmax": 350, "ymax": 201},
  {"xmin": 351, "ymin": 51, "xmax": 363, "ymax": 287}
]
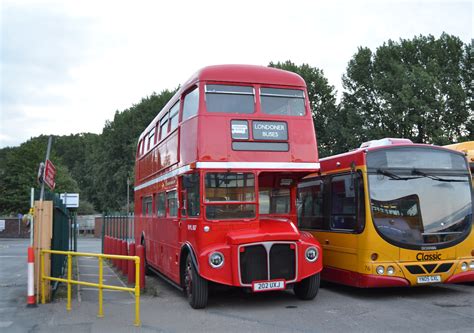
[
  {"xmin": 205, "ymin": 84, "xmax": 254, "ymax": 114},
  {"xmin": 159, "ymin": 115, "xmax": 169, "ymax": 140},
  {"xmin": 182, "ymin": 88, "xmax": 199, "ymax": 121},
  {"xmin": 169, "ymin": 102, "xmax": 180, "ymax": 132},
  {"xmin": 260, "ymin": 88, "xmax": 305, "ymax": 116},
  {"xmin": 148, "ymin": 128, "xmax": 155, "ymax": 150}
]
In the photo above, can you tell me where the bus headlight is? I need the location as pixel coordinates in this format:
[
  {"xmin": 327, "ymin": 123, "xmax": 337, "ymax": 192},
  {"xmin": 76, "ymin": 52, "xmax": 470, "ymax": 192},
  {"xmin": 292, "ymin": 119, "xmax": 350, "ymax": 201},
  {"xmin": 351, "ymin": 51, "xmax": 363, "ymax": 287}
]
[
  {"xmin": 376, "ymin": 265, "xmax": 385, "ymax": 275},
  {"xmin": 387, "ymin": 266, "xmax": 395, "ymax": 275},
  {"xmin": 209, "ymin": 252, "xmax": 224, "ymax": 268},
  {"xmin": 305, "ymin": 247, "xmax": 319, "ymax": 262},
  {"xmin": 470, "ymin": 261, "xmax": 474, "ymax": 270},
  {"xmin": 461, "ymin": 262, "xmax": 468, "ymax": 271}
]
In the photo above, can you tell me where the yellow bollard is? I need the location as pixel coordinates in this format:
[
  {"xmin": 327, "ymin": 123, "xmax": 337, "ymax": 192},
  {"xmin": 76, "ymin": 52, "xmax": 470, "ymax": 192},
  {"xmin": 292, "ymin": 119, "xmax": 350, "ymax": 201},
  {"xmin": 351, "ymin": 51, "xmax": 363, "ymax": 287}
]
[
  {"xmin": 41, "ymin": 252, "xmax": 45, "ymax": 304},
  {"xmin": 98, "ymin": 257, "xmax": 104, "ymax": 318},
  {"xmin": 67, "ymin": 254, "xmax": 72, "ymax": 311},
  {"xmin": 134, "ymin": 257, "xmax": 140, "ymax": 327}
]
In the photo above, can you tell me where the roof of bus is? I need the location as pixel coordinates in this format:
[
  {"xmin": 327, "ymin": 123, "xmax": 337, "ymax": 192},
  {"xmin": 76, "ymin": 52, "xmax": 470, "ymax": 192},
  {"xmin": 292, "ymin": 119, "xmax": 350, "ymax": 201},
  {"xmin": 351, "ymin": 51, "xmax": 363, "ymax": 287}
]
[
  {"xmin": 444, "ymin": 141, "xmax": 474, "ymax": 152},
  {"xmin": 303, "ymin": 141, "xmax": 463, "ymax": 179},
  {"xmin": 444, "ymin": 141, "xmax": 474, "ymax": 163},
  {"xmin": 320, "ymin": 142, "xmax": 459, "ymax": 162},
  {"xmin": 138, "ymin": 65, "xmax": 307, "ymax": 142},
  {"xmin": 186, "ymin": 64, "xmax": 307, "ymax": 87}
]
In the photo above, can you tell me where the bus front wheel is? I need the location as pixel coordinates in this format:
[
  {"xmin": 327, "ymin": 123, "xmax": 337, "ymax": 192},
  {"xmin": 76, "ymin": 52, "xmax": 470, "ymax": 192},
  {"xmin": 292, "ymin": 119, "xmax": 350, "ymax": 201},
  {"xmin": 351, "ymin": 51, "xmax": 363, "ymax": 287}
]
[
  {"xmin": 294, "ymin": 273, "xmax": 320, "ymax": 300},
  {"xmin": 184, "ymin": 255, "xmax": 208, "ymax": 309}
]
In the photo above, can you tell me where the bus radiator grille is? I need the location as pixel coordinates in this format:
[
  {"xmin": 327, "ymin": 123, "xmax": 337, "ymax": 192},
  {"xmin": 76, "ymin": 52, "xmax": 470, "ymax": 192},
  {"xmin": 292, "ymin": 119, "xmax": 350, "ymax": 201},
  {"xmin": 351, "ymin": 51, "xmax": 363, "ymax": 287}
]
[
  {"xmin": 270, "ymin": 244, "xmax": 296, "ymax": 281},
  {"xmin": 240, "ymin": 245, "xmax": 268, "ymax": 284}
]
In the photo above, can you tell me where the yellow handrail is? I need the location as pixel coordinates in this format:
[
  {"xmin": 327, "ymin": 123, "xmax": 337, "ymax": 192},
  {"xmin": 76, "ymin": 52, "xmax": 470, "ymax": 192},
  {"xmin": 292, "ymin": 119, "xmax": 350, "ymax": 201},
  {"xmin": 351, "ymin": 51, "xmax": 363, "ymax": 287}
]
[{"xmin": 40, "ymin": 249, "xmax": 141, "ymax": 327}]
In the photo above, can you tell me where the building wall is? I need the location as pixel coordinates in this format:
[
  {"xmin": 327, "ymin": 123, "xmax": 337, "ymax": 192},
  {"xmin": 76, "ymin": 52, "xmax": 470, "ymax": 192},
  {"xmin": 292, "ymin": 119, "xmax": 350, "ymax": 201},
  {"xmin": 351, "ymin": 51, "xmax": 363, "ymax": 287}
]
[{"xmin": 0, "ymin": 217, "xmax": 29, "ymax": 238}]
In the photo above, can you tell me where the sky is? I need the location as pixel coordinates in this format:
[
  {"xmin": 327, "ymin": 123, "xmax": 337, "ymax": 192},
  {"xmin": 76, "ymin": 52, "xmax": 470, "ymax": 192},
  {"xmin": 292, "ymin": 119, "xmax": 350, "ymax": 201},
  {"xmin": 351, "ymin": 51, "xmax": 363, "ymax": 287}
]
[{"xmin": 0, "ymin": 0, "xmax": 472, "ymax": 148}]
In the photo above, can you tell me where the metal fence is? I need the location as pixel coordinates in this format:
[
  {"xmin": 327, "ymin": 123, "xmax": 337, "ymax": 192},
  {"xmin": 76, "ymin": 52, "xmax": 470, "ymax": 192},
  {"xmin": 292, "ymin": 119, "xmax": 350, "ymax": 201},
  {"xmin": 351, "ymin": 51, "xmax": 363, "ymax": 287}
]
[
  {"xmin": 41, "ymin": 249, "xmax": 141, "ymax": 326},
  {"xmin": 101, "ymin": 214, "xmax": 134, "ymax": 252}
]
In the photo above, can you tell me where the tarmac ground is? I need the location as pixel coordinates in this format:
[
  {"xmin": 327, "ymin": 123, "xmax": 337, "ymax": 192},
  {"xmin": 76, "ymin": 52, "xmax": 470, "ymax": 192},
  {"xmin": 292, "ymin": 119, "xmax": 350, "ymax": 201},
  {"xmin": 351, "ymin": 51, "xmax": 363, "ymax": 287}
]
[{"xmin": 0, "ymin": 237, "xmax": 473, "ymax": 332}]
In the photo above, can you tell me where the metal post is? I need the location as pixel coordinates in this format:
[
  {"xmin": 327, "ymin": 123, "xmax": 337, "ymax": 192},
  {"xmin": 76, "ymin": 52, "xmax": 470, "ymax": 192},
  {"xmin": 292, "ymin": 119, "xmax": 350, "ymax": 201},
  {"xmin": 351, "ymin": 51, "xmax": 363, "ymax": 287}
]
[
  {"xmin": 37, "ymin": 136, "xmax": 51, "ymax": 302},
  {"xmin": 74, "ymin": 212, "xmax": 77, "ymax": 252},
  {"xmin": 127, "ymin": 177, "xmax": 130, "ymax": 216},
  {"xmin": 98, "ymin": 257, "xmax": 104, "ymax": 318},
  {"xmin": 134, "ymin": 257, "xmax": 140, "ymax": 327},
  {"xmin": 40, "ymin": 252, "xmax": 45, "ymax": 304},
  {"xmin": 67, "ymin": 254, "xmax": 72, "ymax": 311},
  {"xmin": 39, "ymin": 136, "xmax": 53, "ymax": 202},
  {"xmin": 101, "ymin": 214, "xmax": 105, "ymax": 254},
  {"xmin": 30, "ymin": 188, "xmax": 34, "ymax": 247},
  {"xmin": 126, "ymin": 213, "xmax": 129, "ymax": 242}
]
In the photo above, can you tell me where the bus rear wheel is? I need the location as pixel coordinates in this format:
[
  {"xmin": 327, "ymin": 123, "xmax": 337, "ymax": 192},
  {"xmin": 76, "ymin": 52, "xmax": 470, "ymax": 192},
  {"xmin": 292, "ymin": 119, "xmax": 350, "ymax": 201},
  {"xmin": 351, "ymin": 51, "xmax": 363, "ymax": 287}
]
[
  {"xmin": 294, "ymin": 273, "xmax": 320, "ymax": 300},
  {"xmin": 184, "ymin": 255, "xmax": 208, "ymax": 309}
]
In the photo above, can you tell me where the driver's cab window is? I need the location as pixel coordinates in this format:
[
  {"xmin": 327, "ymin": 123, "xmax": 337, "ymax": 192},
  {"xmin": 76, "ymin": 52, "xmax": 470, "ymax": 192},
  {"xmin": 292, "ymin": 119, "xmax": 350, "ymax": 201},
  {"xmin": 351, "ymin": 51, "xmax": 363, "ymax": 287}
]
[{"xmin": 259, "ymin": 188, "xmax": 290, "ymax": 214}]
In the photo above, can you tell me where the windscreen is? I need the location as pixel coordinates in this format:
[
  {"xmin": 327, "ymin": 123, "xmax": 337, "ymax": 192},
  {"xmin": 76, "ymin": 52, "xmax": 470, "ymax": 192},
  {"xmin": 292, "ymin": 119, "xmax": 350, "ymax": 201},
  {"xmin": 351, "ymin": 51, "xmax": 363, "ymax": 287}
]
[
  {"xmin": 205, "ymin": 172, "xmax": 256, "ymax": 220},
  {"xmin": 367, "ymin": 147, "xmax": 472, "ymax": 248}
]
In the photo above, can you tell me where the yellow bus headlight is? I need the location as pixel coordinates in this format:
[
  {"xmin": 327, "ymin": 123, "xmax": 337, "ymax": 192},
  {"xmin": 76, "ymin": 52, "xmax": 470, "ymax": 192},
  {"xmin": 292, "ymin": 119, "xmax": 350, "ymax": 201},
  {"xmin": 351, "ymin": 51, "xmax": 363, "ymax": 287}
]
[{"xmin": 376, "ymin": 266, "xmax": 385, "ymax": 275}]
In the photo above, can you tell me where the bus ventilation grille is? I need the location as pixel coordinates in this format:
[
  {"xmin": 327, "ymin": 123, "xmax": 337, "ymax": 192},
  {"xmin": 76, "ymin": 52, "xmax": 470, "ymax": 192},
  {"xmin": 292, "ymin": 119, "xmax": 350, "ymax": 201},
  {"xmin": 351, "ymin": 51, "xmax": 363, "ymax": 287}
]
[
  {"xmin": 405, "ymin": 265, "xmax": 425, "ymax": 274},
  {"xmin": 434, "ymin": 263, "xmax": 453, "ymax": 273},
  {"xmin": 239, "ymin": 243, "xmax": 296, "ymax": 284},
  {"xmin": 422, "ymin": 264, "xmax": 437, "ymax": 273},
  {"xmin": 405, "ymin": 263, "xmax": 454, "ymax": 275}
]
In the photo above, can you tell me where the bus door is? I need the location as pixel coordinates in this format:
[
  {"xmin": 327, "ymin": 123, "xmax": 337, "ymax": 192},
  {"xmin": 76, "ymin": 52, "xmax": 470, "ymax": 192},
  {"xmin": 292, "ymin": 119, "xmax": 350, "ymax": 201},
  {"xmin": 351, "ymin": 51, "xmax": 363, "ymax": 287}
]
[
  {"xmin": 323, "ymin": 172, "xmax": 365, "ymax": 273},
  {"xmin": 161, "ymin": 189, "xmax": 179, "ymax": 279},
  {"xmin": 142, "ymin": 196, "xmax": 154, "ymax": 264},
  {"xmin": 299, "ymin": 172, "xmax": 364, "ymax": 274}
]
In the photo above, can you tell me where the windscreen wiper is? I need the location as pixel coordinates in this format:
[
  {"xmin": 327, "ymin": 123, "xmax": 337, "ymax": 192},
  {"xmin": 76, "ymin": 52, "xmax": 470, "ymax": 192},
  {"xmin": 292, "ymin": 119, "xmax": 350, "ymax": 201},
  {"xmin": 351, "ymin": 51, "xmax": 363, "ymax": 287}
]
[
  {"xmin": 376, "ymin": 169, "xmax": 415, "ymax": 181},
  {"xmin": 412, "ymin": 169, "xmax": 468, "ymax": 182}
]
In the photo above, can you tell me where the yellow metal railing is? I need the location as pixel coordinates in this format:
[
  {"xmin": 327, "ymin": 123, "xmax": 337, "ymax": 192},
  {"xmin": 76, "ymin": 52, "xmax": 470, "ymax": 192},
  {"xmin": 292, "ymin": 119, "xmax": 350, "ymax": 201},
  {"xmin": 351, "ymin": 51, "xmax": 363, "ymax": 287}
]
[{"xmin": 40, "ymin": 249, "xmax": 141, "ymax": 326}]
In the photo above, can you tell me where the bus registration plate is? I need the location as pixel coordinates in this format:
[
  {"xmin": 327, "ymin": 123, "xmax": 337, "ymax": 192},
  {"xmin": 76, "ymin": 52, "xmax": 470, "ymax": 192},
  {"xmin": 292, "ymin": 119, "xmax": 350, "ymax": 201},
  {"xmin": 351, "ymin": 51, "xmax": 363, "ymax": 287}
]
[
  {"xmin": 252, "ymin": 280, "xmax": 285, "ymax": 292},
  {"xmin": 416, "ymin": 275, "xmax": 441, "ymax": 284}
]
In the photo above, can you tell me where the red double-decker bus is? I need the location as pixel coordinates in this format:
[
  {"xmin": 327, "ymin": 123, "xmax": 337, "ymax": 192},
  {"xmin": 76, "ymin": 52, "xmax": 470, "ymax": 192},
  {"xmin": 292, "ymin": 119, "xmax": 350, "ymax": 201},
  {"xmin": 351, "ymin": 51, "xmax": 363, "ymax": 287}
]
[{"xmin": 134, "ymin": 65, "xmax": 323, "ymax": 308}]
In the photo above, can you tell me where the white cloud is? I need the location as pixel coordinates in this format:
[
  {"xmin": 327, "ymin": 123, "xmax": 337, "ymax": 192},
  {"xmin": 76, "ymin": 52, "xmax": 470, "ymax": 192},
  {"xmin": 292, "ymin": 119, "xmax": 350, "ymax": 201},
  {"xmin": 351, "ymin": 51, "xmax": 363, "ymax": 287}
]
[{"xmin": 1, "ymin": 0, "xmax": 472, "ymax": 147}]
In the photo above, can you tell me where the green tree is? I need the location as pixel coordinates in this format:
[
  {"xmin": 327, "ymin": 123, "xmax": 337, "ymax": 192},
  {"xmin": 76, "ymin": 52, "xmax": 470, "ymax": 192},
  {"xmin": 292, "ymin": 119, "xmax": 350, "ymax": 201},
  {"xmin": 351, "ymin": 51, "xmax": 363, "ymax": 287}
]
[
  {"xmin": 0, "ymin": 136, "xmax": 79, "ymax": 215},
  {"xmin": 269, "ymin": 61, "xmax": 341, "ymax": 156},
  {"xmin": 89, "ymin": 89, "xmax": 176, "ymax": 212},
  {"xmin": 341, "ymin": 33, "xmax": 473, "ymax": 147}
]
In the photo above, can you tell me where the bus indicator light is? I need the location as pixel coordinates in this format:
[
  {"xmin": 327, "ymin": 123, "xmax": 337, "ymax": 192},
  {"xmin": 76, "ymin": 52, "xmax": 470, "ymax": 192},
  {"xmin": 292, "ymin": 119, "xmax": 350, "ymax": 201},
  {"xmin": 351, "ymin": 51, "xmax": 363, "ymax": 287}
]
[{"xmin": 370, "ymin": 253, "xmax": 378, "ymax": 261}]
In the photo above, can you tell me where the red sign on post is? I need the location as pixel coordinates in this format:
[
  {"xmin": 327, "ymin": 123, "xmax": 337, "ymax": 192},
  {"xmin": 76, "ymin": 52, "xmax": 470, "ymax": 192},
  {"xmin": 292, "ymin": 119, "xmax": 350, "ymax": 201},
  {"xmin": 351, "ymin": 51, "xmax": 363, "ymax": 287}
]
[{"xmin": 44, "ymin": 159, "xmax": 56, "ymax": 190}]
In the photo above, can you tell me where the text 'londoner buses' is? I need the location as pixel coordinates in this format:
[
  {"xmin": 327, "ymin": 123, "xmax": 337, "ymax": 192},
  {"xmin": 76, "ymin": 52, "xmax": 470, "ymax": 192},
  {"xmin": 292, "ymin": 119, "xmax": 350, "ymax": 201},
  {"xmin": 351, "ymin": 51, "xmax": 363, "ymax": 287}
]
[
  {"xmin": 298, "ymin": 138, "xmax": 473, "ymax": 287},
  {"xmin": 134, "ymin": 65, "xmax": 323, "ymax": 308}
]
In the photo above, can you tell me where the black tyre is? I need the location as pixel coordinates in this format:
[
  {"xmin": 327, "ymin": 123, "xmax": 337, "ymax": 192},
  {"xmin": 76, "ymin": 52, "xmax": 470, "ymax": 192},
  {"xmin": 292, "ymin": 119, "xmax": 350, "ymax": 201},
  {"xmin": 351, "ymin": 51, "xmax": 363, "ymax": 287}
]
[
  {"xmin": 184, "ymin": 255, "xmax": 208, "ymax": 309},
  {"xmin": 294, "ymin": 273, "xmax": 320, "ymax": 300}
]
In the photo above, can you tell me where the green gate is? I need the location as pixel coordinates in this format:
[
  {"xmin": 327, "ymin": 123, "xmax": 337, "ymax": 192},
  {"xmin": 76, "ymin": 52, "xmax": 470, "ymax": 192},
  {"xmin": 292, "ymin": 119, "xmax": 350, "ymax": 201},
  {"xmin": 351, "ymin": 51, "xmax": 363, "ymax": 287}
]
[{"xmin": 35, "ymin": 190, "xmax": 74, "ymax": 289}]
